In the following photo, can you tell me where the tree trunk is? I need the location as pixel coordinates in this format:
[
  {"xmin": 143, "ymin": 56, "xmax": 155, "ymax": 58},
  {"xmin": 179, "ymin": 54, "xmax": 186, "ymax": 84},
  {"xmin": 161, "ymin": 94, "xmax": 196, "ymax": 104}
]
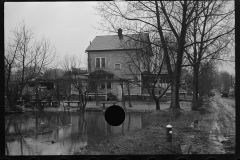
[
  {"xmin": 6, "ymin": 64, "xmax": 12, "ymax": 109},
  {"xmin": 192, "ymin": 65, "xmax": 199, "ymax": 111},
  {"xmin": 127, "ymin": 81, "xmax": 132, "ymax": 107},
  {"xmin": 121, "ymin": 83, "xmax": 126, "ymax": 110},
  {"xmin": 151, "ymin": 85, "xmax": 160, "ymax": 110},
  {"xmin": 169, "ymin": 33, "xmax": 186, "ymax": 109},
  {"xmin": 78, "ymin": 91, "xmax": 81, "ymax": 109},
  {"xmin": 154, "ymin": 98, "xmax": 160, "ymax": 110},
  {"xmin": 82, "ymin": 93, "xmax": 87, "ymax": 110},
  {"xmin": 170, "ymin": 75, "xmax": 180, "ymax": 109}
]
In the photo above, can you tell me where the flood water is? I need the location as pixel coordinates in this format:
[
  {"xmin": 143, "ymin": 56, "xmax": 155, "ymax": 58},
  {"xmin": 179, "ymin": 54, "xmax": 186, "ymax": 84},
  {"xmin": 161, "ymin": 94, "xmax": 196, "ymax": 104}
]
[{"xmin": 5, "ymin": 111, "xmax": 154, "ymax": 155}]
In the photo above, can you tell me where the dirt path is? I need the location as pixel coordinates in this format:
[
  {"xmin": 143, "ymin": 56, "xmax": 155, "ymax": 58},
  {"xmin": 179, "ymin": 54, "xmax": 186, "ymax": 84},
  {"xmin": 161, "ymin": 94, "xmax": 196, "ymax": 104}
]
[
  {"xmin": 200, "ymin": 91, "xmax": 235, "ymax": 154},
  {"xmin": 169, "ymin": 93, "xmax": 235, "ymax": 154}
]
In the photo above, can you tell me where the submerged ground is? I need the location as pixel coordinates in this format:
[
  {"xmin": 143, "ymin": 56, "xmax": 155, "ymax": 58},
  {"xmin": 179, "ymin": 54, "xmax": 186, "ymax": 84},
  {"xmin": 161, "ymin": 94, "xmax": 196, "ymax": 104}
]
[{"xmin": 5, "ymin": 90, "xmax": 235, "ymax": 155}]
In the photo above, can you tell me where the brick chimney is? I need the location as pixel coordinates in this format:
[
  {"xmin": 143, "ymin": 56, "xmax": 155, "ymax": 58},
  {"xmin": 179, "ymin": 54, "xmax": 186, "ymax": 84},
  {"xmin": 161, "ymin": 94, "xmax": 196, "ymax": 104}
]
[{"xmin": 118, "ymin": 28, "xmax": 123, "ymax": 40}]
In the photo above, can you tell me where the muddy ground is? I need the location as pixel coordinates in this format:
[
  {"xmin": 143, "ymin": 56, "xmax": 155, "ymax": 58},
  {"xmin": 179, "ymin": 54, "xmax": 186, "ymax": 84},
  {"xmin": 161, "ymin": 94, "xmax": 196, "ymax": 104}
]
[{"xmin": 73, "ymin": 94, "xmax": 235, "ymax": 155}]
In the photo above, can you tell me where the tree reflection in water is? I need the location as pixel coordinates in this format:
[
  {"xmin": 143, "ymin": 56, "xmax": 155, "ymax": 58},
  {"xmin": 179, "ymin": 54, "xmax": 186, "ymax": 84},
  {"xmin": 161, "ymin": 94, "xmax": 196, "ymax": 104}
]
[
  {"xmin": 68, "ymin": 111, "xmax": 88, "ymax": 154},
  {"xmin": 5, "ymin": 111, "xmax": 153, "ymax": 155},
  {"xmin": 5, "ymin": 114, "xmax": 37, "ymax": 155}
]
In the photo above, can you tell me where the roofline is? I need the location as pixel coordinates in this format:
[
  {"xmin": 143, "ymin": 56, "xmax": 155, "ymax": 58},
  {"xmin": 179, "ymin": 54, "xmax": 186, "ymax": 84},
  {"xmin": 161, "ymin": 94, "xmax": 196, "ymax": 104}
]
[
  {"xmin": 95, "ymin": 33, "xmax": 149, "ymax": 37},
  {"xmin": 85, "ymin": 48, "xmax": 142, "ymax": 52}
]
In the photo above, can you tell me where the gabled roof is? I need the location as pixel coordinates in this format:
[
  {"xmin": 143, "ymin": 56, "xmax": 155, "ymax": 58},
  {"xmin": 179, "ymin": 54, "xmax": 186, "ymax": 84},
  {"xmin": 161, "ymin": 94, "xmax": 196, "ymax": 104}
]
[{"xmin": 85, "ymin": 33, "xmax": 151, "ymax": 52}]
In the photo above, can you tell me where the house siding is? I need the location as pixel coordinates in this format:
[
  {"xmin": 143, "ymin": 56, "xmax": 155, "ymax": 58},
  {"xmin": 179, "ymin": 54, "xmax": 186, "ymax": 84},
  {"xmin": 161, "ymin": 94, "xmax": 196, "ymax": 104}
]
[{"xmin": 87, "ymin": 50, "xmax": 143, "ymax": 96}]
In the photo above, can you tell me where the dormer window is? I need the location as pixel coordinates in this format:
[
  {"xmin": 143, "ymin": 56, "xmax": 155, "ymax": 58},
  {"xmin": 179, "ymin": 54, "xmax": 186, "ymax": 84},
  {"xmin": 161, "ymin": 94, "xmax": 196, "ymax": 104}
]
[{"xmin": 95, "ymin": 57, "xmax": 106, "ymax": 68}]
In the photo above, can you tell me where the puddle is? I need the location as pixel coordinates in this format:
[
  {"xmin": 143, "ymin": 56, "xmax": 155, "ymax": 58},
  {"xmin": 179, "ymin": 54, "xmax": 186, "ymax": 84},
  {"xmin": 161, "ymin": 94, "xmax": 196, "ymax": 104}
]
[{"xmin": 5, "ymin": 111, "xmax": 154, "ymax": 155}]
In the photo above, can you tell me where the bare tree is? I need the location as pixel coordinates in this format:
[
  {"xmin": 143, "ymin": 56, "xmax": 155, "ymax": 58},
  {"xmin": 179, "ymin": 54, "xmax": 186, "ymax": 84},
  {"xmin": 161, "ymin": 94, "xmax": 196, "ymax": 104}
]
[
  {"xmin": 183, "ymin": 1, "xmax": 234, "ymax": 110},
  {"xmin": 4, "ymin": 21, "xmax": 57, "ymax": 110},
  {"xmin": 61, "ymin": 54, "xmax": 93, "ymax": 110}
]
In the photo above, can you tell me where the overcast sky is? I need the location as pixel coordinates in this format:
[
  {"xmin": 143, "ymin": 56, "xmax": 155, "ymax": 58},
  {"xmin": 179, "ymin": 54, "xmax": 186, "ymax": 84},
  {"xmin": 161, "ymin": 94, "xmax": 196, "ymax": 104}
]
[
  {"xmin": 4, "ymin": 2, "xmax": 235, "ymax": 75},
  {"xmin": 4, "ymin": 2, "xmax": 109, "ymax": 69}
]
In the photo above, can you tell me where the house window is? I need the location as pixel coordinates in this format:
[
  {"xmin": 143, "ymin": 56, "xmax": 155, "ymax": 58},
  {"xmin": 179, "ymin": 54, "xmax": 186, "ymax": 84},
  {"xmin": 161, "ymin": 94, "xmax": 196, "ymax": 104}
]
[
  {"xmin": 95, "ymin": 57, "xmax": 106, "ymax": 68},
  {"xmin": 96, "ymin": 58, "xmax": 100, "ymax": 68},
  {"xmin": 101, "ymin": 58, "xmax": 106, "ymax": 68},
  {"xmin": 107, "ymin": 82, "xmax": 111, "ymax": 89},
  {"xmin": 114, "ymin": 63, "xmax": 121, "ymax": 70}
]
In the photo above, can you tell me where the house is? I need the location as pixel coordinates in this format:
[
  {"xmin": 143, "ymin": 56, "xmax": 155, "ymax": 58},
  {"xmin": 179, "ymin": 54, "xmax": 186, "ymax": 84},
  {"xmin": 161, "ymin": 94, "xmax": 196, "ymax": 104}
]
[{"xmin": 85, "ymin": 28, "xmax": 170, "ymax": 100}]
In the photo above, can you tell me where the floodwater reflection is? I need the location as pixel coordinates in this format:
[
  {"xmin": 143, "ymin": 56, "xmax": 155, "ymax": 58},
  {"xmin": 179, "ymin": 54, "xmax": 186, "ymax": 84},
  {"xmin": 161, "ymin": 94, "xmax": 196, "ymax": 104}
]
[{"xmin": 5, "ymin": 111, "xmax": 153, "ymax": 155}]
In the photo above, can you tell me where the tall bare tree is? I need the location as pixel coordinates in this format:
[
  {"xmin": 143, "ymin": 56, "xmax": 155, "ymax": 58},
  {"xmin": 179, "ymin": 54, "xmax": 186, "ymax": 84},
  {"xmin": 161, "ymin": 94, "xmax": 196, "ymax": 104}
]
[
  {"xmin": 4, "ymin": 21, "xmax": 56, "ymax": 109},
  {"xmin": 183, "ymin": 1, "xmax": 234, "ymax": 110}
]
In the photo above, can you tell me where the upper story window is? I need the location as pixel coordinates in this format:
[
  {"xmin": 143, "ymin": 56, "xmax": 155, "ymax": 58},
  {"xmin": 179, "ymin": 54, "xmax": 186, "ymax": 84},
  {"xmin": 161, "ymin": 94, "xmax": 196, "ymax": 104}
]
[
  {"xmin": 95, "ymin": 57, "xmax": 106, "ymax": 68},
  {"xmin": 96, "ymin": 58, "xmax": 100, "ymax": 68},
  {"xmin": 101, "ymin": 58, "xmax": 106, "ymax": 68},
  {"xmin": 114, "ymin": 63, "xmax": 121, "ymax": 70}
]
